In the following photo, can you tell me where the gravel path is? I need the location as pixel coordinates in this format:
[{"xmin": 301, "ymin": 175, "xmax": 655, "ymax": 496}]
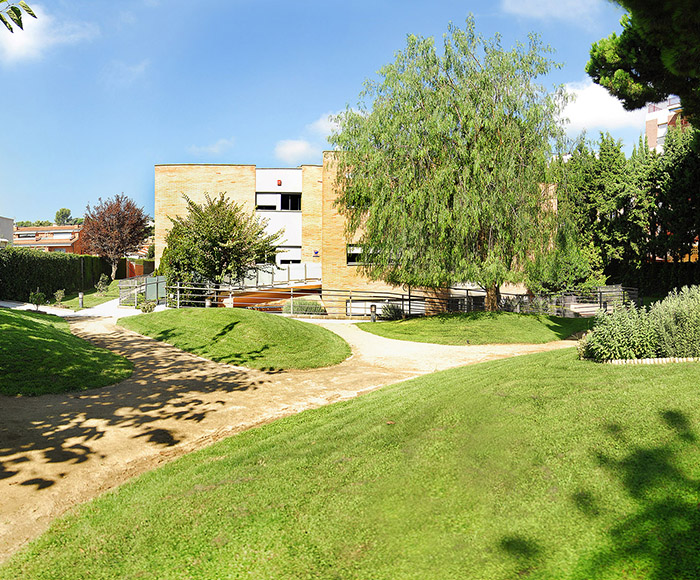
[{"xmin": 0, "ymin": 308, "xmax": 576, "ymax": 562}]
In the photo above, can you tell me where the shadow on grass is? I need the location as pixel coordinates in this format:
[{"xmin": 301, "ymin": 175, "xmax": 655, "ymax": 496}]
[
  {"xmin": 499, "ymin": 534, "xmax": 543, "ymax": 576},
  {"xmin": 571, "ymin": 409, "xmax": 700, "ymax": 579},
  {"xmin": 0, "ymin": 314, "xmax": 272, "ymax": 502},
  {"xmin": 496, "ymin": 409, "xmax": 700, "ymax": 578}
]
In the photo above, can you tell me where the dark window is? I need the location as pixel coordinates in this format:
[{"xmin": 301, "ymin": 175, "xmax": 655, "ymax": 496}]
[
  {"xmin": 347, "ymin": 245, "xmax": 362, "ymax": 265},
  {"xmin": 280, "ymin": 259, "xmax": 301, "ymax": 265},
  {"xmin": 256, "ymin": 205, "xmax": 276, "ymax": 211},
  {"xmin": 281, "ymin": 194, "xmax": 301, "ymax": 211}
]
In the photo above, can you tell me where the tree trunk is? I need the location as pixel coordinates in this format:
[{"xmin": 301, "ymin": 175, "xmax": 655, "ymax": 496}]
[
  {"xmin": 485, "ymin": 283, "xmax": 500, "ymax": 312},
  {"xmin": 110, "ymin": 260, "xmax": 118, "ymax": 281}
]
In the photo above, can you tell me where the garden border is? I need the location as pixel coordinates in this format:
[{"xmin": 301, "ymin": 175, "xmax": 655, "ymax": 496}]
[{"xmin": 605, "ymin": 356, "xmax": 700, "ymax": 365}]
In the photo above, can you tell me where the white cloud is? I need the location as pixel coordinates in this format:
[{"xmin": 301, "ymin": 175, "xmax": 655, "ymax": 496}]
[
  {"xmin": 306, "ymin": 112, "xmax": 339, "ymax": 138},
  {"xmin": 501, "ymin": 0, "xmax": 604, "ymax": 26},
  {"xmin": 0, "ymin": 4, "xmax": 99, "ymax": 64},
  {"xmin": 188, "ymin": 137, "xmax": 236, "ymax": 156},
  {"xmin": 100, "ymin": 59, "xmax": 150, "ymax": 88},
  {"xmin": 560, "ymin": 79, "xmax": 646, "ymax": 134},
  {"xmin": 274, "ymin": 139, "xmax": 321, "ymax": 165}
]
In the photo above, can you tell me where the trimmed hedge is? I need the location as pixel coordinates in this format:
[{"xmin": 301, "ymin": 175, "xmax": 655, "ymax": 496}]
[
  {"xmin": 0, "ymin": 247, "xmax": 111, "ymax": 301},
  {"xmin": 579, "ymin": 285, "xmax": 700, "ymax": 361}
]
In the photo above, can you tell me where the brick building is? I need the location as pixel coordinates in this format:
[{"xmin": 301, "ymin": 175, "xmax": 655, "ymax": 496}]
[
  {"xmin": 154, "ymin": 153, "xmax": 455, "ymax": 315},
  {"xmin": 12, "ymin": 224, "xmax": 85, "ymax": 254}
]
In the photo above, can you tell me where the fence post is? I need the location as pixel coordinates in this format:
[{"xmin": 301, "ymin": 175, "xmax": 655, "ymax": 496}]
[
  {"xmin": 349, "ymin": 289, "xmax": 353, "ymax": 318},
  {"xmin": 290, "ymin": 287, "xmax": 294, "ymax": 316},
  {"xmin": 177, "ymin": 281, "xmax": 180, "ymax": 309},
  {"xmin": 408, "ymin": 286, "xmax": 412, "ymax": 315}
]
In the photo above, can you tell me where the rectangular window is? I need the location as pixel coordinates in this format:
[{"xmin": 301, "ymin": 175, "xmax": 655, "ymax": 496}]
[
  {"xmin": 347, "ymin": 245, "xmax": 362, "ymax": 265},
  {"xmin": 255, "ymin": 205, "xmax": 276, "ymax": 211},
  {"xmin": 280, "ymin": 259, "xmax": 301, "ymax": 265},
  {"xmin": 281, "ymin": 194, "xmax": 301, "ymax": 211}
]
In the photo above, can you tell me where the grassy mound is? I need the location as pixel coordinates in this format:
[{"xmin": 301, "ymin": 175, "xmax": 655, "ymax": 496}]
[
  {"xmin": 60, "ymin": 280, "xmax": 120, "ymax": 311},
  {"xmin": 358, "ymin": 311, "xmax": 592, "ymax": 345},
  {"xmin": 4, "ymin": 349, "xmax": 700, "ymax": 579},
  {"xmin": 0, "ymin": 308, "xmax": 132, "ymax": 396},
  {"xmin": 119, "ymin": 308, "xmax": 351, "ymax": 370}
]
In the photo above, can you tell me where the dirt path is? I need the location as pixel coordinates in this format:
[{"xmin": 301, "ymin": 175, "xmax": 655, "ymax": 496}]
[{"xmin": 0, "ymin": 315, "xmax": 575, "ymax": 562}]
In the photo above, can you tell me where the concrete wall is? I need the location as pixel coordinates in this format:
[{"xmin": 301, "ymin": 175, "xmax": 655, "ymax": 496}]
[{"xmin": 0, "ymin": 216, "xmax": 13, "ymax": 248}]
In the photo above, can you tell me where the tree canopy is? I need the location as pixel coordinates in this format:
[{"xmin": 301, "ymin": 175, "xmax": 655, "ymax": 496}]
[
  {"xmin": 0, "ymin": 1, "xmax": 35, "ymax": 33},
  {"xmin": 587, "ymin": 1, "xmax": 700, "ymax": 119},
  {"xmin": 329, "ymin": 17, "xmax": 570, "ymax": 309},
  {"xmin": 161, "ymin": 193, "xmax": 282, "ymax": 285},
  {"xmin": 82, "ymin": 194, "xmax": 149, "ymax": 279},
  {"xmin": 55, "ymin": 208, "xmax": 72, "ymax": 226}
]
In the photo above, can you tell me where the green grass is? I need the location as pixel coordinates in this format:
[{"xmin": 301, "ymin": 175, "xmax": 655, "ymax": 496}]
[
  {"xmin": 59, "ymin": 280, "xmax": 120, "ymax": 311},
  {"xmin": 357, "ymin": 311, "xmax": 593, "ymax": 345},
  {"xmin": 0, "ymin": 308, "xmax": 132, "ymax": 396},
  {"xmin": 4, "ymin": 349, "xmax": 700, "ymax": 579},
  {"xmin": 118, "ymin": 308, "xmax": 351, "ymax": 370}
]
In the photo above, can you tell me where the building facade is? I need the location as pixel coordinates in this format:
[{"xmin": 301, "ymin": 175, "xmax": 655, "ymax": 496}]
[
  {"xmin": 12, "ymin": 225, "xmax": 85, "ymax": 254},
  {"xmin": 645, "ymin": 96, "xmax": 687, "ymax": 152},
  {"xmin": 0, "ymin": 216, "xmax": 13, "ymax": 248}
]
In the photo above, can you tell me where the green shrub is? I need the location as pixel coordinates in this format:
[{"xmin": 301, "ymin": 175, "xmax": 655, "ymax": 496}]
[
  {"xmin": 649, "ymin": 285, "xmax": 700, "ymax": 357},
  {"xmin": 579, "ymin": 285, "xmax": 700, "ymax": 361},
  {"xmin": 53, "ymin": 289, "xmax": 65, "ymax": 307},
  {"xmin": 28, "ymin": 289, "xmax": 47, "ymax": 311},
  {"xmin": 579, "ymin": 306, "xmax": 657, "ymax": 361},
  {"xmin": 282, "ymin": 298, "xmax": 326, "ymax": 315},
  {"xmin": 140, "ymin": 300, "xmax": 156, "ymax": 313},
  {"xmin": 380, "ymin": 302, "xmax": 404, "ymax": 320},
  {"xmin": 95, "ymin": 274, "xmax": 110, "ymax": 296}
]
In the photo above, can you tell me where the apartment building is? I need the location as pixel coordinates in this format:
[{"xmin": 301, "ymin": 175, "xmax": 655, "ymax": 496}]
[
  {"xmin": 645, "ymin": 96, "xmax": 687, "ymax": 152},
  {"xmin": 13, "ymin": 224, "xmax": 85, "ymax": 254}
]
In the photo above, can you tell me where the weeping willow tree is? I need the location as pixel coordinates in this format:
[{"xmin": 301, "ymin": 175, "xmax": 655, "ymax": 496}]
[{"xmin": 329, "ymin": 17, "xmax": 569, "ymax": 310}]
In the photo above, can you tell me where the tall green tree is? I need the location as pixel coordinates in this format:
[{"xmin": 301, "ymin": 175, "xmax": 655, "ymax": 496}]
[
  {"xmin": 0, "ymin": 1, "xmax": 35, "ymax": 33},
  {"xmin": 653, "ymin": 126, "xmax": 700, "ymax": 261},
  {"xmin": 161, "ymin": 194, "xmax": 282, "ymax": 285},
  {"xmin": 587, "ymin": 2, "xmax": 700, "ymax": 119},
  {"xmin": 330, "ymin": 18, "xmax": 568, "ymax": 310}
]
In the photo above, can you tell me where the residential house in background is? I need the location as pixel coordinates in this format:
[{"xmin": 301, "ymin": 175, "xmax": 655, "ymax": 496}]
[{"xmin": 13, "ymin": 224, "xmax": 85, "ymax": 254}]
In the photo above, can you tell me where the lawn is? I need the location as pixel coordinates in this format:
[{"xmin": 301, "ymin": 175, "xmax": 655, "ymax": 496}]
[
  {"xmin": 357, "ymin": 311, "xmax": 593, "ymax": 345},
  {"xmin": 4, "ymin": 348, "xmax": 700, "ymax": 579},
  {"xmin": 119, "ymin": 308, "xmax": 351, "ymax": 370},
  {"xmin": 59, "ymin": 279, "xmax": 120, "ymax": 311},
  {"xmin": 0, "ymin": 308, "xmax": 132, "ymax": 396}
]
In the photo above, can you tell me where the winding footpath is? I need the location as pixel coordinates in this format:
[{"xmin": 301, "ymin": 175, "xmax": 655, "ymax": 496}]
[{"xmin": 0, "ymin": 304, "xmax": 576, "ymax": 562}]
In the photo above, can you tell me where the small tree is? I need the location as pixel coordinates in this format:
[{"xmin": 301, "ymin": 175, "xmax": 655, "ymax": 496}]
[
  {"xmin": 82, "ymin": 194, "xmax": 149, "ymax": 280},
  {"xmin": 161, "ymin": 193, "xmax": 282, "ymax": 285},
  {"xmin": 330, "ymin": 18, "xmax": 567, "ymax": 310}
]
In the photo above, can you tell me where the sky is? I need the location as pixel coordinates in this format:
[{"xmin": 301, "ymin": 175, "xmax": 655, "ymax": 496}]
[{"xmin": 0, "ymin": 0, "xmax": 646, "ymax": 222}]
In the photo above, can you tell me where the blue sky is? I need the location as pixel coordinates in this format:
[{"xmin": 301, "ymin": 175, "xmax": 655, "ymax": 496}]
[{"xmin": 0, "ymin": 0, "xmax": 645, "ymax": 222}]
